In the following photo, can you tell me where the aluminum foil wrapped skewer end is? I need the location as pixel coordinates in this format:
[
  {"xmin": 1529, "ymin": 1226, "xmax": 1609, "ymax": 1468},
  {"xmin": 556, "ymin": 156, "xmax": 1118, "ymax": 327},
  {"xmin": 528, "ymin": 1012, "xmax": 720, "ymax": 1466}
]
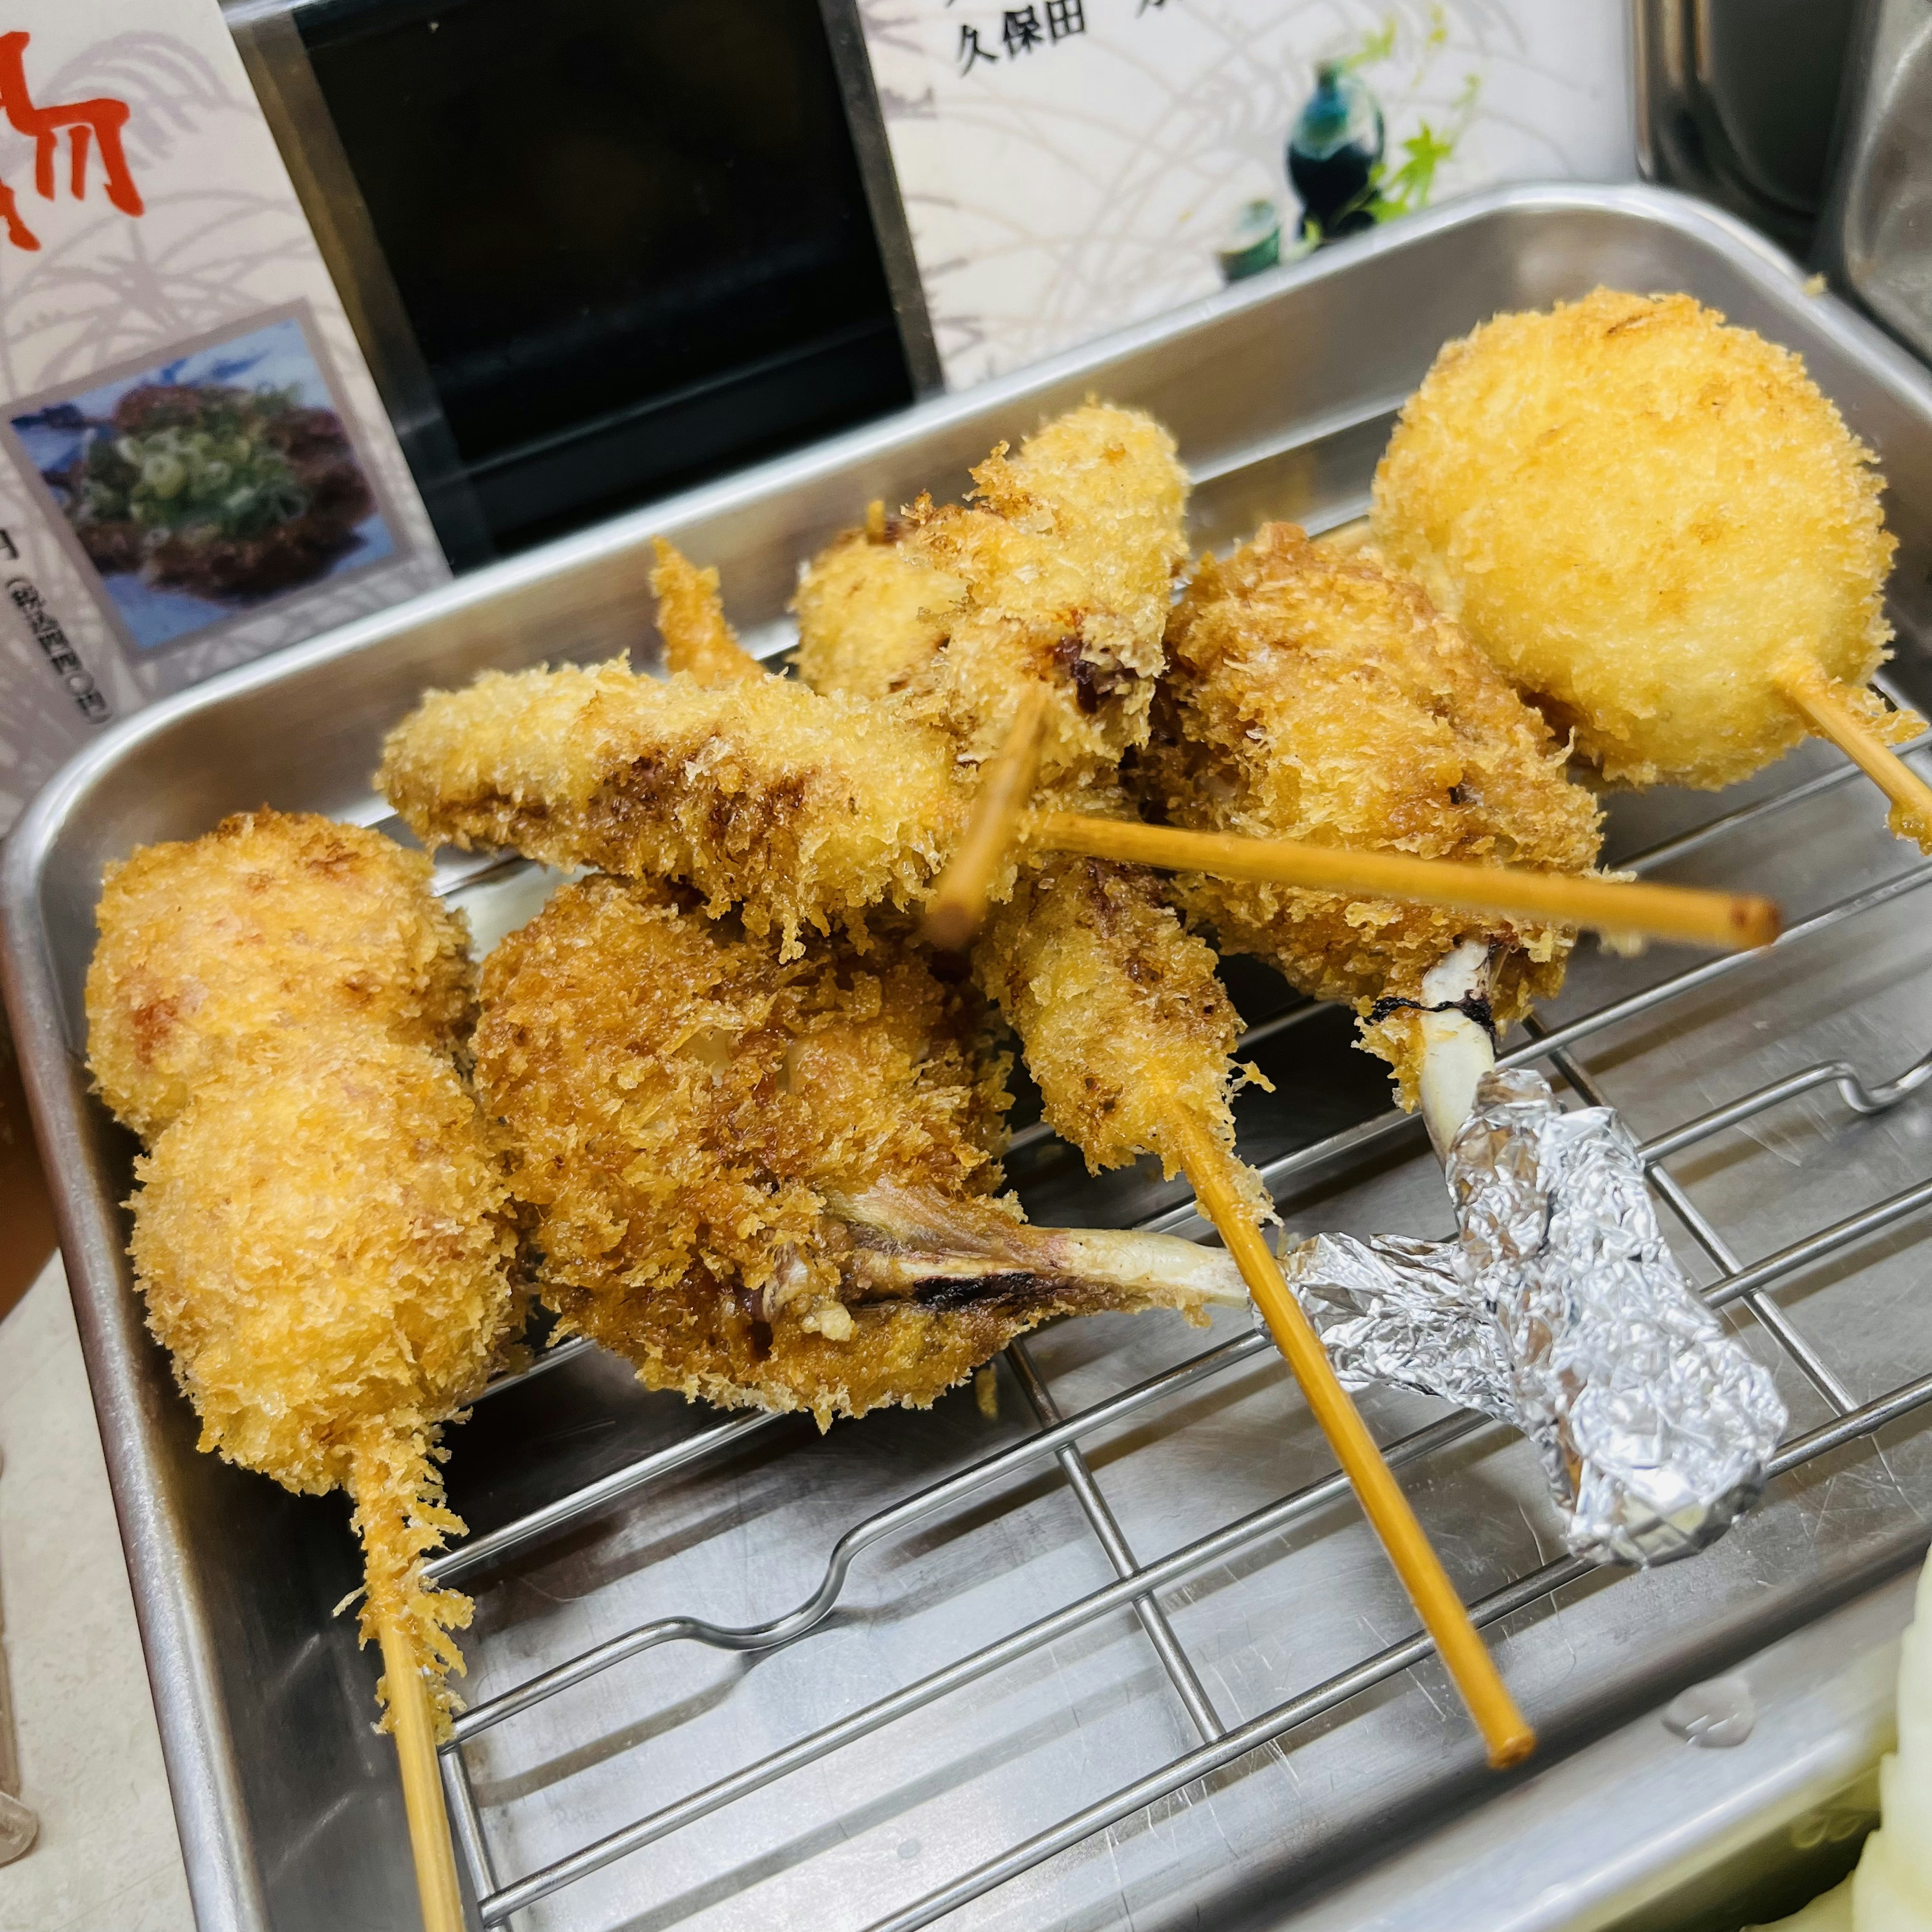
[{"xmin": 1286, "ymin": 1067, "xmax": 1788, "ymax": 1567}]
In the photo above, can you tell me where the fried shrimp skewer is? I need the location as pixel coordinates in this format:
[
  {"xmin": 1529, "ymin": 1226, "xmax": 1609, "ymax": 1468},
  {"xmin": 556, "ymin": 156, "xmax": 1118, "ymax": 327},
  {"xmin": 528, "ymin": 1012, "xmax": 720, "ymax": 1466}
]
[
  {"xmin": 1372, "ymin": 288, "xmax": 1932, "ymax": 846},
  {"xmin": 1136, "ymin": 522, "xmax": 1606, "ymax": 1106},
  {"xmin": 789, "ymin": 465, "xmax": 1536, "ymax": 1764},
  {"xmin": 475, "ymin": 875, "xmax": 1243, "ymax": 1426},
  {"xmin": 86, "ymin": 811, "xmax": 520, "ymax": 1932}
]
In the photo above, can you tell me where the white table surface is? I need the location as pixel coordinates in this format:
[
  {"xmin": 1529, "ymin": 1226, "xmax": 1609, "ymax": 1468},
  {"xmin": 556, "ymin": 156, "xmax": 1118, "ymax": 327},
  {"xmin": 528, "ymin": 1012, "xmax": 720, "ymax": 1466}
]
[{"xmin": 0, "ymin": 1255, "xmax": 192, "ymax": 1931}]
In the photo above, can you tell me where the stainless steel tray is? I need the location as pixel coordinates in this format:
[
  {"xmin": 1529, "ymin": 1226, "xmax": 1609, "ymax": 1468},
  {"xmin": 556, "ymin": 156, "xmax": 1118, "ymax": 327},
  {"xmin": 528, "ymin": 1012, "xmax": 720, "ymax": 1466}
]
[{"xmin": 9, "ymin": 185, "xmax": 1932, "ymax": 1932}]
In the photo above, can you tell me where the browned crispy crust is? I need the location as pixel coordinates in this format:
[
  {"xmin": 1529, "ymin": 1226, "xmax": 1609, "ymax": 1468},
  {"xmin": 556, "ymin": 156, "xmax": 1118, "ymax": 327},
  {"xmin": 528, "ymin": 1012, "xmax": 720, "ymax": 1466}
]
[
  {"xmin": 1137, "ymin": 524, "xmax": 1603, "ymax": 1102},
  {"xmin": 650, "ymin": 536, "xmax": 763, "ymax": 685},
  {"xmin": 476, "ymin": 875, "xmax": 1226, "ymax": 1424},
  {"xmin": 88, "ymin": 810, "xmax": 519, "ymax": 1734},
  {"xmin": 130, "ymin": 1030, "xmax": 518, "ymax": 1725},
  {"xmin": 793, "ymin": 404, "xmax": 1188, "ymax": 794},
  {"xmin": 377, "ymin": 660, "xmax": 976, "ymax": 960},
  {"xmin": 86, "ymin": 809, "xmax": 473, "ymax": 1142},
  {"xmin": 974, "ymin": 850, "xmax": 1264, "ymax": 1212}
]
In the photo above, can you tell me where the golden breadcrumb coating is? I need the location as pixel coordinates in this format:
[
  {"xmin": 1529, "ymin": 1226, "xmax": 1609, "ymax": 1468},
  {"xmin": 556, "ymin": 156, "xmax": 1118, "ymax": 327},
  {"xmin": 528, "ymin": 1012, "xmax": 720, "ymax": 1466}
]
[
  {"xmin": 86, "ymin": 810, "xmax": 472, "ymax": 1142},
  {"xmin": 91, "ymin": 810, "xmax": 521, "ymax": 1735},
  {"xmin": 378, "ymin": 659, "xmax": 976, "ymax": 959},
  {"xmin": 792, "ymin": 440, "xmax": 1264, "ymax": 1205},
  {"xmin": 791, "ymin": 521, "xmax": 967, "ymax": 702},
  {"xmin": 128, "ymin": 1030, "xmax": 518, "ymax": 1729},
  {"xmin": 477, "ymin": 876, "xmax": 1233, "ymax": 1425},
  {"xmin": 650, "ymin": 536, "xmax": 763, "ymax": 685},
  {"xmin": 1138, "ymin": 524, "xmax": 1603, "ymax": 1103},
  {"xmin": 794, "ymin": 404, "xmax": 1188, "ymax": 792},
  {"xmin": 1372, "ymin": 287, "xmax": 1905, "ymax": 790},
  {"xmin": 974, "ymin": 853, "xmax": 1270, "ymax": 1215}
]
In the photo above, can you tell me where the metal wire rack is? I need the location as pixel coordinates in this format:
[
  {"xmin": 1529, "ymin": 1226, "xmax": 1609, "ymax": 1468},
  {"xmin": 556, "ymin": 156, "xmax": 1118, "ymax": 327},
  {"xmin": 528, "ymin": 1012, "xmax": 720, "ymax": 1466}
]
[{"xmin": 405, "ymin": 711, "xmax": 1932, "ymax": 1932}]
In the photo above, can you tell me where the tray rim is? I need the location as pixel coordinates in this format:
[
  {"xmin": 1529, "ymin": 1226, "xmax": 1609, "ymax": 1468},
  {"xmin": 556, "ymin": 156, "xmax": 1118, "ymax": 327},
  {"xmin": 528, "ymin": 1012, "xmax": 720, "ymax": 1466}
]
[{"xmin": 8, "ymin": 180, "xmax": 1930, "ymax": 1932}]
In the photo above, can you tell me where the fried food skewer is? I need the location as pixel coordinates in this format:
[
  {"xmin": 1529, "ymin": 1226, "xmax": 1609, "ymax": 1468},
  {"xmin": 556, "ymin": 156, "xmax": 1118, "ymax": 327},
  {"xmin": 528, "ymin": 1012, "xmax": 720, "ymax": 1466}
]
[
  {"xmin": 788, "ymin": 429, "xmax": 1535, "ymax": 1765},
  {"xmin": 953, "ymin": 708, "xmax": 1537, "ymax": 1768},
  {"xmin": 1373, "ymin": 287, "xmax": 1932, "ymax": 850},
  {"xmin": 86, "ymin": 811, "xmax": 520, "ymax": 1932},
  {"xmin": 475, "ymin": 874, "xmax": 1243, "ymax": 1425},
  {"xmin": 1137, "ymin": 523, "xmax": 1609, "ymax": 1105}
]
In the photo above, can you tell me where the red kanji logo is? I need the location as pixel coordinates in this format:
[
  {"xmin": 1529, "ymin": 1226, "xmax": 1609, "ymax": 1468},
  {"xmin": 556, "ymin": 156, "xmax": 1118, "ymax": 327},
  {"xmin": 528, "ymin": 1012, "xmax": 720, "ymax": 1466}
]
[{"xmin": 0, "ymin": 31, "xmax": 144, "ymax": 253}]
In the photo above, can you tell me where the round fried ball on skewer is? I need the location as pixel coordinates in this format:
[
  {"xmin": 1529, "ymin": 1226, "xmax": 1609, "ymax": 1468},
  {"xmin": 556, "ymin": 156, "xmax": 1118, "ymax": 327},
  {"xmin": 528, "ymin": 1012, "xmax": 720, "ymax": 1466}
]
[
  {"xmin": 475, "ymin": 875, "xmax": 1241, "ymax": 1427},
  {"xmin": 1372, "ymin": 287, "xmax": 1908, "ymax": 793},
  {"xmin": 130, "ymin": 1030, "xmax": 518, "ymax": 1722},
  {"xmin": 1136, "ymin": 523, "xmax": 1603, "ymax": 1104},
  {"xmin": 86, "ymin": 810, "xmax": 472, "ymax": 1140}
]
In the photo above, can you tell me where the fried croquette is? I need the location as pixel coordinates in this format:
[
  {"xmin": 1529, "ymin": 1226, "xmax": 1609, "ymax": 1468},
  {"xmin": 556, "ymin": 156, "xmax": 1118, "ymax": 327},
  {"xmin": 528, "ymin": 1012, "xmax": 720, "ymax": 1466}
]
[
  {"xmin": 377, "ymin": 658, "xmax": 976, "ymax": 959},
  {"xmin": 87, "ymin": 810, "xmax": 521, "ymax": 1734},
  {"xmin": 794, "ymin": 404, "xmax": 1187, "ymax": 793},
  {"xmin": 1137, "ymin": 524, "xmax": 1603, "ymax": 1104},
  {"xmin": 650, "ymin": 536, "xmax": 763, "ymax": 686},
  {"xmin": 86, "ymin": 810, "xmax": 472, "ymax": 1141},
  {"xmin": 475, "ymin": 875, "xmax": 1241, "ymax": 1426},
  {"xmin": 1372, "ymin": 287, "xmax": 1907, "ymax": 791},
  {"xmin": 130, "ymin": 1030, "xmax": 518, "ymax": 1725}
]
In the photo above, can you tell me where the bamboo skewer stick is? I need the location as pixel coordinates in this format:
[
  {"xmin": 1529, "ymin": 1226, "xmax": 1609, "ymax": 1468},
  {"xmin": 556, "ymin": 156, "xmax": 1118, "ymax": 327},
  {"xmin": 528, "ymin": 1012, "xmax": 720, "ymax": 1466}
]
[
  {"xmin": 922, "ymin": 686, "xmax": 1053, "ymax": 949},
  {"xmin": 929, "ymin": 699, "xmax": 1537, "ymax": 1763},
  {"xmin": 1025, "ymin": 812, "xmax": 1782, "ymax": 953},
  {"xmin": 1774, "ymin": 658, "xmax": 1932, "ymax": 854},
  {"xmin": 377, "ymin": 1610, "xmax": 466, "ymax": 1932},
  {"xmin": 1161, "ymin": 1109, "xmax": 1536, "ymax": 1769}
]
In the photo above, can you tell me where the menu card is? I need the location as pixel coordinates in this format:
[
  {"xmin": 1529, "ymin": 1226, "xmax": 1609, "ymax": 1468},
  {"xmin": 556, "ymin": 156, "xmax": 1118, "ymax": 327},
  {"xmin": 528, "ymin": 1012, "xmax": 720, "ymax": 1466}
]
[
  {"xmin": 0, "ymin": 1, "xmax": 445, "ymax": 836},
  {"xmin": 853, "ymin": 0, "xmax": 1636, "ymax": 390}
]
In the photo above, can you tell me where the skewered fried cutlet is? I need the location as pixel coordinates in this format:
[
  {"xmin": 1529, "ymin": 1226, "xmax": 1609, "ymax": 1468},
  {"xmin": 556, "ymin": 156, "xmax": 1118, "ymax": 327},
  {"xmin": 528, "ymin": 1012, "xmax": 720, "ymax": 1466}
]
[
  {"xmin": 475, "ymin": 875, "xmax": 1243, "ymax": 1425},
  {"xmin": 792, "ymin": 404, "xmax": 1188, "ymax": 794},
  {"xmin": 1135, "ymin": 524, "xmax": 1604, "ymax": 1105},
  {"xmin": 972, "ymin": 851, "xmax": 1268, "ymax": 1213},
  {"xmin": 86, "ymin": 810, "xmax": 472, "ymax": 1142},
  {"xmin": 789, "ymin": 466, "xmax": 1268, "ymax": 1206},
  {"xmin": 87, "ymin": 811, "xmax": 520, "ymax": 1733},
  {"xmin": 377, "ymin": 408, "xmax": 1185, "ymax": 955},
  {"xmin": 1371, "ymin": 288, "xmax": 1907, "ymax": 795},
  {"xmin": 378, "ymin": 657, "xmax": 975, "ymax": 960}
]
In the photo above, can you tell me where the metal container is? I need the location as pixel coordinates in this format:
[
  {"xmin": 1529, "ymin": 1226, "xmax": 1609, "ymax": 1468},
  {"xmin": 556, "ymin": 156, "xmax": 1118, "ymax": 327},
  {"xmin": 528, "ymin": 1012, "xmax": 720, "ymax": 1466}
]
[{"xmin": 8, "ymin": 184, "xmax": 1932, "ymax": 1932}]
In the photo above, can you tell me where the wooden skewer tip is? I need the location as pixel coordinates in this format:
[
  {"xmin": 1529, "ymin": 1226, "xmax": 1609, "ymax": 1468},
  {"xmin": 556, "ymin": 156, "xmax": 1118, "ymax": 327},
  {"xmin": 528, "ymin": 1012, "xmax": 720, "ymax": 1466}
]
[
  {"xmin": 376, "ymin": 1609, "xmax": 466, "ymax": 1932},
  {"xmin": 1162, "ymin": 1111, "xmax": 1536, "ymax": 1770}
]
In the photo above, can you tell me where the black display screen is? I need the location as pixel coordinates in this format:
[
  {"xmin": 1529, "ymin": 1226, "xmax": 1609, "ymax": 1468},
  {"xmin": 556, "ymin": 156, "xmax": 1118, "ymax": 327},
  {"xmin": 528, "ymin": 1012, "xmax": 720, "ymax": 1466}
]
[{"xmin": 297, "ymin": 0, "xmax": 911, "ymax": 556}]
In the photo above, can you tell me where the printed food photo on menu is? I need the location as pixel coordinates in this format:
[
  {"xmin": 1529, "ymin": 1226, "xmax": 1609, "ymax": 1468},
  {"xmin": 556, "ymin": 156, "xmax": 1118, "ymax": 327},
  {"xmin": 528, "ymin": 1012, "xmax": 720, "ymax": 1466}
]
[{"xmin": 6, "ymin": 310, "xmax": 394, "ymax": 654}]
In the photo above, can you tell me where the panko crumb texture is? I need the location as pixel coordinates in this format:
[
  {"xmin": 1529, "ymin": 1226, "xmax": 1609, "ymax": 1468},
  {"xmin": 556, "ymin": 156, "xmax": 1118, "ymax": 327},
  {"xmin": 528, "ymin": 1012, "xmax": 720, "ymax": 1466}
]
[
  {"xmin": 1138, "ymin": 523, "xmax": 1603, "ymax": 1103},
  {"xmin": 128, "ymin": 1028, "xmax": 519, "ymax": 1728},
  {"xmin": 793, "ymin": 402, "xmax": 1188, "ymax": 795},
  {"xmin": 976, "ymin": 852, "xmax": 1265, "ymax": 1212},
  {"xmin": 478, "ymin": 874, "xmax": 1030, "ymax": 1423},
  {"xmin": 377, "ymin": 658, "xmax": 975, "ymax": 959},
  {"xmin": 86, "ymin": 809, "xmax": 473, "ymax": 1142},
  {"xmin": 90, "ymin": 809, "xmax": 521, "ymax": 1734},
  {"xmin": 1372, "ymin": 287, "xmax": 1899, "ymax": 790}
]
